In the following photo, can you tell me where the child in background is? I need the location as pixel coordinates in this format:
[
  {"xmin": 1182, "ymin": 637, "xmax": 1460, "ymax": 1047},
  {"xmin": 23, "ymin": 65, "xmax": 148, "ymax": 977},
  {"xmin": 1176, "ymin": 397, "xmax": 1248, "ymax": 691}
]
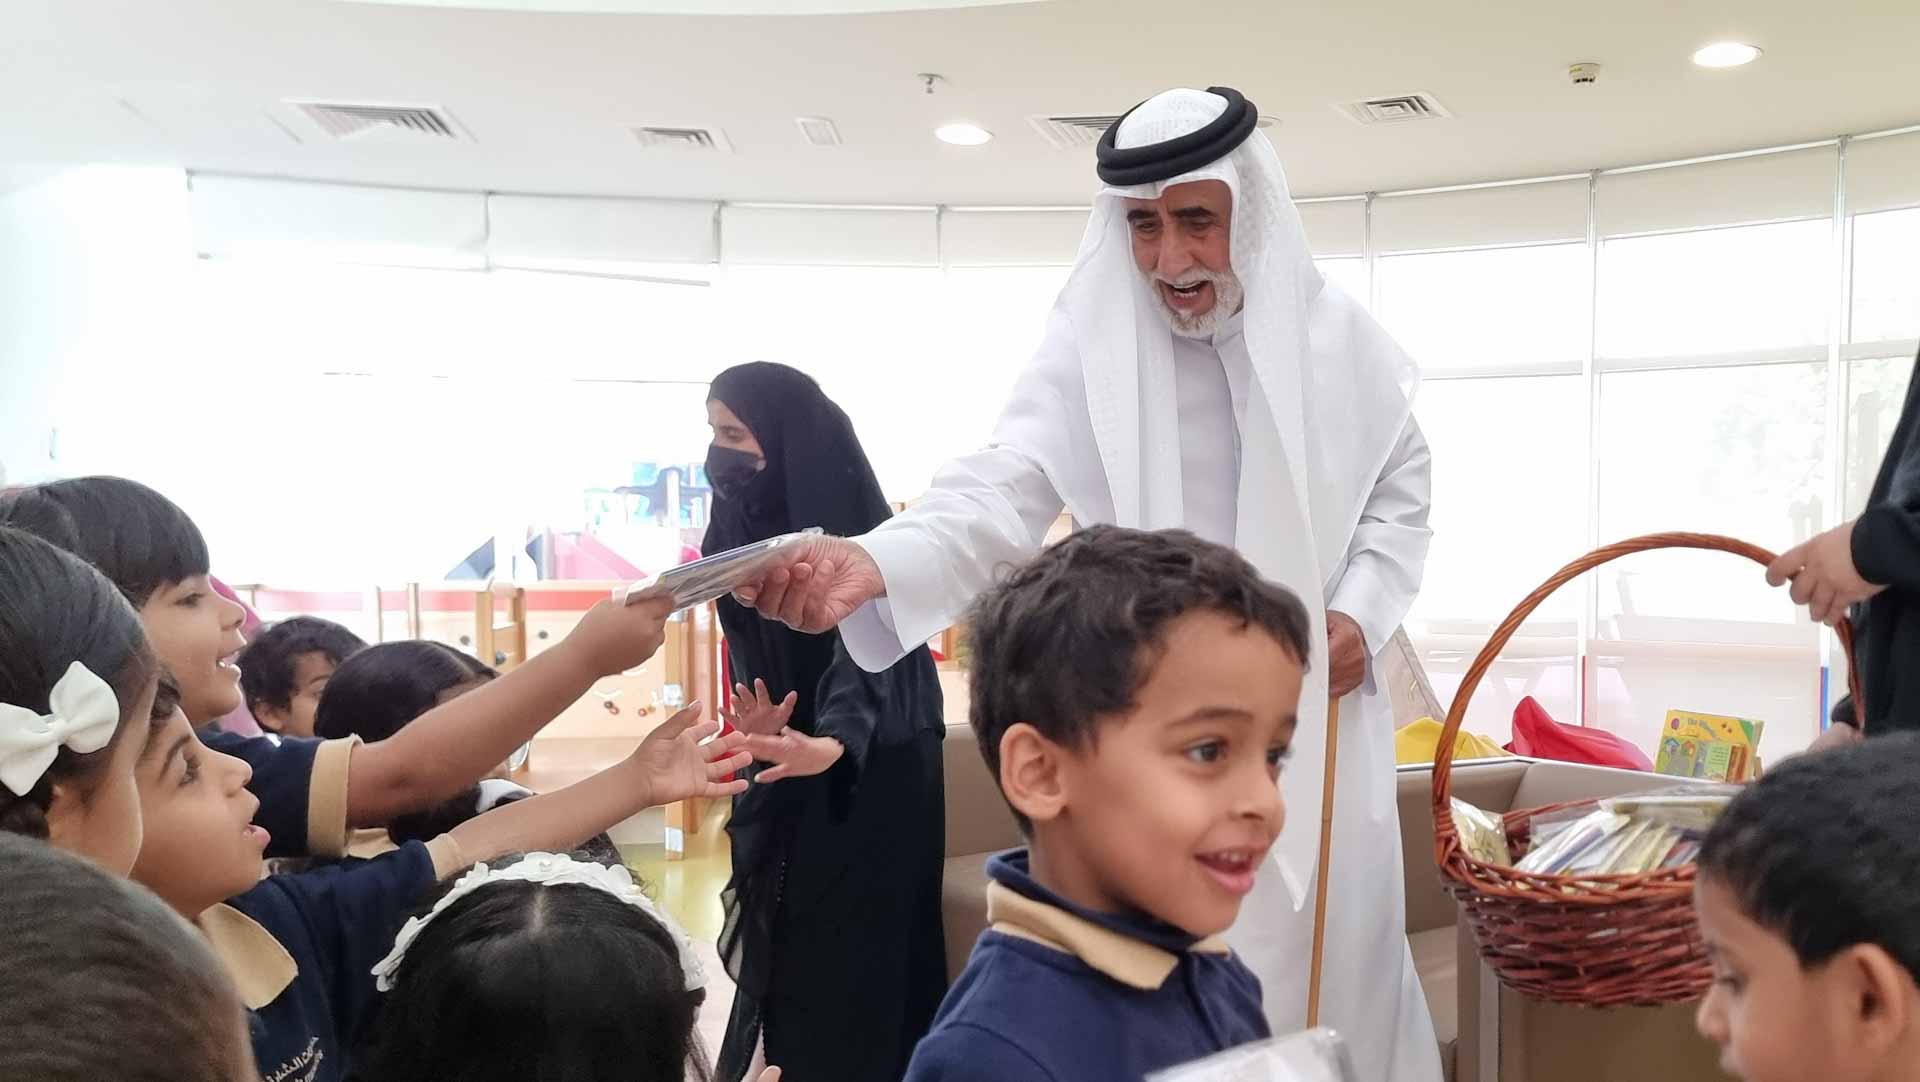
[
  {"xmin": 904, "ymin": 526, "xmax": 1310, "ymax": 1082},
  {"xmin": 237, "ymin": 616, "xmax": 368, "ymax": 740},
  {"xmin": 362, "ymin": 850, "xmax": 781, "ymax": 1082},
  {"xmin": 0, "ymin": 475, "xmax": 679, "ymax": 865},
  {"xmin": 1694, "ymin": 732, "xmax": 1920, "ymax": 1082},
  {"xmin": 314, "ymin": 639, "xmax": 617, "ymax": 864},
  {"xmin": 0, "ymin": 833, "xmax": 256, "ymax": 1082}
]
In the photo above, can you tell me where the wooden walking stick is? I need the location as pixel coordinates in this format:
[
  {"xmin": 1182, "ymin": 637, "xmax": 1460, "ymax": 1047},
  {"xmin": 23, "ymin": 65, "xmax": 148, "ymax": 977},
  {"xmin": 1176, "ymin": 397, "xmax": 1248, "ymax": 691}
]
[{"xmin": 1305, "ymin": 696, "xmax": 1341, "ymax": 1027}]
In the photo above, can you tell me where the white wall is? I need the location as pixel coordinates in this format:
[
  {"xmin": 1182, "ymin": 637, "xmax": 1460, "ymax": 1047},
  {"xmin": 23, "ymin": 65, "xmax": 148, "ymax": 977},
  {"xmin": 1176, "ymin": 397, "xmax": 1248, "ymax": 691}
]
[{"xmin": 0, "ymin": 167, "xmax": 196, "ymax": 487}]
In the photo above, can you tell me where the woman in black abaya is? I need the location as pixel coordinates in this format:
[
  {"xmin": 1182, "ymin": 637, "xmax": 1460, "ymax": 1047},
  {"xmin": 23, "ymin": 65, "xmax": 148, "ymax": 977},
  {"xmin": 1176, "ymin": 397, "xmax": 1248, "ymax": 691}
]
[{"xmin": 702, "ymin": 362, "xmax": 946, "ymax": 1082}]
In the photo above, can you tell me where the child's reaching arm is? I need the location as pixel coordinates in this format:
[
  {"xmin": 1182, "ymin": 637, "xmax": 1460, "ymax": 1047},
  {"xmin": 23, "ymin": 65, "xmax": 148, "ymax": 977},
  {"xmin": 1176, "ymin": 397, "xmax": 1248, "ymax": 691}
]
[
  {"xmin": 446, "ymin": 703, "xmax": 750, "ymax": 865},
  {"xmin": 343, "ymin": 596, "xmax": 677, "ymax": 829}
]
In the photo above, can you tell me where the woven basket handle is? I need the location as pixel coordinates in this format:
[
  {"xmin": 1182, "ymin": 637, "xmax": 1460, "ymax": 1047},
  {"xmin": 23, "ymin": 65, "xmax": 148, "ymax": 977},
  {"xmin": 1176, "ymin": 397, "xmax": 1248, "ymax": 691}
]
[{"xmin": 1430, "ymin": 532, "xmax": 1862, "ymax": 824}]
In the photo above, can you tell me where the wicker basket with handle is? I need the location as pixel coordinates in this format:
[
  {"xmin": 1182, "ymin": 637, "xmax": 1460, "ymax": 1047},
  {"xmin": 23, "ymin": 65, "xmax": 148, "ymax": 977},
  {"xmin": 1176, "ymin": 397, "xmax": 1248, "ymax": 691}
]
[{"xmin": 1430, "ymin": 532, "xmax": 1861, "ymax": 1007}]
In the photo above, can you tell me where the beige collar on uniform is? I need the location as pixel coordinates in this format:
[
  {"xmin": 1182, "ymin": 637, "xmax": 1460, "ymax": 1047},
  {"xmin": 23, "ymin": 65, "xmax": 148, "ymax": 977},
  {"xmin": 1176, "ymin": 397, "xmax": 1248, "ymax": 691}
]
[
  {"xmin": 986, "ymin": 880, "xmax": 1230, "ymax": 992},
  {"xmin": 346, "ymin": 827, "xmax": 399, "ymax": 860},
  {"xmin": 197, "ymin": 903, "xmax": 297, "ymax": 1010}
]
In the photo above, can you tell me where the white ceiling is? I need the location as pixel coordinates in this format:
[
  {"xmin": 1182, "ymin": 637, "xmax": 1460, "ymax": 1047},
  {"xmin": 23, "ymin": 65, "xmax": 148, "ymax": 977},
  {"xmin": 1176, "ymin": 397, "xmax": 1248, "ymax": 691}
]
[{"xmin": 3, "ymin": 0, "xmax": 1917, "ymax": 205}]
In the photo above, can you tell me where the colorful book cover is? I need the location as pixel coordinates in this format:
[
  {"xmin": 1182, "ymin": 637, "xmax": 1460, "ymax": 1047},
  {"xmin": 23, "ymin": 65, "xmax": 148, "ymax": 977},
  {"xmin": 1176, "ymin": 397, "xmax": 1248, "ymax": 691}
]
[{"xmin": 1653, "ymin": 710, "xmax": 1765, "ymax": 782}]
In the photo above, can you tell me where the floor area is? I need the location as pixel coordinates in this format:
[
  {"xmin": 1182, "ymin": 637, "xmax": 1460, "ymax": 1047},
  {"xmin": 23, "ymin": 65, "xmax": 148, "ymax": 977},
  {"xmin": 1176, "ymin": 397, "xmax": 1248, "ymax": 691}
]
[{"xmin": 623, "ymin": 798, "xmax": 737, "ymax": 1068}]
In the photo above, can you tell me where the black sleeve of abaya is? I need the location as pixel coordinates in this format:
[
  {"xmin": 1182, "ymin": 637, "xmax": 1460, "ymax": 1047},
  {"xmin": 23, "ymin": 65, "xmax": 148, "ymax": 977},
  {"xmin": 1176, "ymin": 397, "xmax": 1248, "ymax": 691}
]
[{"xmin": 812, "ymin": 640, "xmax": 887, "ymax": 817}]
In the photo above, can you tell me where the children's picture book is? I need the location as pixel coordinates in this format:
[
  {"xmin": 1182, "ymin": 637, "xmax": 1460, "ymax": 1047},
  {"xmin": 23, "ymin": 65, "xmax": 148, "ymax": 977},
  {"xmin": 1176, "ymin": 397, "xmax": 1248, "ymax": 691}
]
[{"xmin": 1652, "ymin": 709, "xmax": 1765, "ymax": 783}]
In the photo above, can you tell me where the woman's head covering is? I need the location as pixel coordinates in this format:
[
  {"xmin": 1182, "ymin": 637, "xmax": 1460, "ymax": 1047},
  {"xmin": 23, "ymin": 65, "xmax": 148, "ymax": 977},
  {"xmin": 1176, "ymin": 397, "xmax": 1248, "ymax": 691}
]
[{"xmin": 702, "ymin": 362, "xmax": 893, "ymax": 554}]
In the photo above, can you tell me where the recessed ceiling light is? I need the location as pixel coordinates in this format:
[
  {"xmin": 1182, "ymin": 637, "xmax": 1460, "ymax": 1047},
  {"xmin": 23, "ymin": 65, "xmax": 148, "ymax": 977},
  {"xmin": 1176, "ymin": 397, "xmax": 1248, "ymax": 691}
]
[
  {"xmin": 935, "ymin": 122, "xmax": 993, "ymax": 147},
  {"xmin": 1692, "ymin": 41, "xmax": 1762, "ymax": 68}
]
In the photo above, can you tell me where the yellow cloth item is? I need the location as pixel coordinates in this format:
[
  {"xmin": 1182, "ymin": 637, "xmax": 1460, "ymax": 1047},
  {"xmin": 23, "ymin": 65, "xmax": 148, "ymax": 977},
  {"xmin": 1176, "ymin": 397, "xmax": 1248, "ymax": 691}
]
[{"xmin": 1395, "ymin": 717, "xmax": 1511, "ymax": 765}]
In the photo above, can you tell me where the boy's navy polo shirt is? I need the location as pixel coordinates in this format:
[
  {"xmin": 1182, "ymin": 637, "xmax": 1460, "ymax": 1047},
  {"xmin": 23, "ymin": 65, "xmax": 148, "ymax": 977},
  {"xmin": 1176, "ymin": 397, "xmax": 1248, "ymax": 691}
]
[
  {"xmin": 904, "ymin": 850, "xmax": 1270, "ymax": 1082},
  {"xmin": 197, "ymin": 837, "xmax": 464, "ymax": 1082},
  {"xmin": 203, "ymin": 730, "xmax": 358, "ymax": 860}
]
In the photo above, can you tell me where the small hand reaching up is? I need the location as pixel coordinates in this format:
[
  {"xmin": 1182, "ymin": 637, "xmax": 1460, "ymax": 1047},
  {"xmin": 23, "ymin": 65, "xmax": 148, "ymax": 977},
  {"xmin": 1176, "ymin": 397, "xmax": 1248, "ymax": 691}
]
[
  {"xmin": 633, "ymin": 703, "xmax": 754, "ymax": 805},
  {"xmin": 445, "ymin": 702, "xmax": 751, "ymax": 865},
  {"xmin": 726, "ymin": 679, "xmax": 798, "ymax": 736}
]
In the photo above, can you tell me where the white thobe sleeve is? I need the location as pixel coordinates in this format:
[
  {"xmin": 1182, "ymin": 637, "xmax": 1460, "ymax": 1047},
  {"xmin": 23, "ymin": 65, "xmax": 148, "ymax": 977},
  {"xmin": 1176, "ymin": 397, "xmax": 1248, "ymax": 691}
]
[
  {"xmin": 1327, "ymin": 414, "xmax": 1434, "ymax": 662},
  {"xmin": 841, "ymin": 444, "xmax": 1065, "ymax": 673}
]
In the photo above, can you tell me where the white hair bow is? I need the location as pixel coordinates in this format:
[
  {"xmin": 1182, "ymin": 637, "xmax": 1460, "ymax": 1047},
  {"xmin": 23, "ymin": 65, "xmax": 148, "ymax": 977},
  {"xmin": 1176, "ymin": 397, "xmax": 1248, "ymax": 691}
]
[
  {"xmin": 371, "ymin": 851, "xmax": 707, "ymax": 993},
  {"xmin": 0, "ymin": 661, "xmax": 121, "ymax": 796}
]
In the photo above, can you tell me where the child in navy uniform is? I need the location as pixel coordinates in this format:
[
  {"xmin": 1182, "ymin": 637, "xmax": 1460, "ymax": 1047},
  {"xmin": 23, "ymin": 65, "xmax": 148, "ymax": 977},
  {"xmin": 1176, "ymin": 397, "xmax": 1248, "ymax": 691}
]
[
  {"xmin": 131, "ymin": 673, "xmax": 748, "ymax": 1082},
  {"xmin": 905, "ymin": 526, "xmax": 1309, "ymax": 1082},
  {"xmin": 1693, "ymin": 732, "xmax": 1920, "ymax": 1082}
]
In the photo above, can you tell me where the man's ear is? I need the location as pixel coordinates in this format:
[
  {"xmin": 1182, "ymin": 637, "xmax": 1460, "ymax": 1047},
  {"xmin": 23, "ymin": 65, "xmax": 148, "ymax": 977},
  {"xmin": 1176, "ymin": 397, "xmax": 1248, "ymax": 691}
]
[{"xmin": 1000, "ymin": 723, "xmax": 1071, "ymax": 825}]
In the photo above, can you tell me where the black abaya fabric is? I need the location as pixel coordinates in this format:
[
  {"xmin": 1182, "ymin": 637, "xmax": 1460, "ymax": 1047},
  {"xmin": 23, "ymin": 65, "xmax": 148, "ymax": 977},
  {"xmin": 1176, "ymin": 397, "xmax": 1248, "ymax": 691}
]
[{"xmin": 703, "ymin": 363, "xmax": 947, "ymax": 1082}]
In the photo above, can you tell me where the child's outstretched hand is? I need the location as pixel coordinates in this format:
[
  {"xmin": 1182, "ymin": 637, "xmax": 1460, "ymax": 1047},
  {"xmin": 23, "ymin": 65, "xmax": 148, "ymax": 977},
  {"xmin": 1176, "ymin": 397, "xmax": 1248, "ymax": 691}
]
[
  {"xmin": 725, "ymin": 679, "xmax": 798, "ymax": 736},
  {"xmin": 744, "ymin": 728, "xmax": 845, "ymax": 783},
  {"xmin": 756, "ymin": 1070, "xmax": 782, "ymax": 1082},
  {"xmin": 563, "ymin": 596, "xmax": 676, "ymax": 678},
  {"xmin": 631, "ymin": 703, "xmax": 751, "ymax": 804}
]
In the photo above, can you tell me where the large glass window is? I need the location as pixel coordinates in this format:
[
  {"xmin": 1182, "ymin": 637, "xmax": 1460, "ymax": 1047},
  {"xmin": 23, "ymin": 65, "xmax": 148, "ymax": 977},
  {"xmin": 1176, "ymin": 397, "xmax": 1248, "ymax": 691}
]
[
  {"xmin": 1596, "ymin": 219, "xmax": 1831, "ymax": 359},
  {"xmin": 1850, "ymin": 207, "xmax": 1920, "ymax": 344},
  {"xmin": 1377, "ymin": 243, "xmax": 1588, "ymax": 372},
  {"xmin": 1408, "ymin": 375, "xmax": 1585, "ymax": 741}
]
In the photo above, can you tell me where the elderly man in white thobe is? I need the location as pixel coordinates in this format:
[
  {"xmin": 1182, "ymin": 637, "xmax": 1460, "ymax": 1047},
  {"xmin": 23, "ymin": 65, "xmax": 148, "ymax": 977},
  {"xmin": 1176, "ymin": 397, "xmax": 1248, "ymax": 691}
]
[{"xmin": 735, "ymin": 86, "xmax": 1440, "ymax": 1082}]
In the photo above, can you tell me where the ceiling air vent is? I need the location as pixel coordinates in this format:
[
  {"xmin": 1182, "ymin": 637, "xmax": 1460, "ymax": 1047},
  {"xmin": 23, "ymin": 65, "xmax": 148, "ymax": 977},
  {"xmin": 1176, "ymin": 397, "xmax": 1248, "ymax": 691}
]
[
  {"xmin": 795, "ymin": 116, "xmax": 842, "ymax": 147},
  {"xmin": 1029, "ymin": 114, "xmax": 1125, "ymax": 150},
  {"xmin": 290, "ymin": 101, "xmax": 466, "ymax": 141},
  {"xmin": 1030, "ymin": 112, "xmax": 1281, "ymax": 151},
  {"xmin": 632, "ymin": 125, "xmax": 732, "ymax": 152},
  {"xmin": 1335, "ymin": 93, "xmax": 1453, "ymax": 126}
]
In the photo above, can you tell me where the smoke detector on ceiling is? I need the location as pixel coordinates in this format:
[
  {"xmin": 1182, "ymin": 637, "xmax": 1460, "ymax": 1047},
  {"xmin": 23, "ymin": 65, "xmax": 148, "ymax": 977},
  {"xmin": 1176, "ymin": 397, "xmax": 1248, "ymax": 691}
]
[
  {"xmin": 795, "ymin": 116, "xmax": 842, "ymax": 147},
  {"xmin": 1335, "ymin": 93, "xmax": 1453, "ymax": 126},
  {"xmin": 632, "ymin": 125, "xmax": 733, "ymax": 152},
  {"xmin": 288, "ymin": 101, "xmax": 470, "ymax": 142},
  {"xmin": 1028, "ymin": 112, "xmax": 1278, "ymax": 152}
]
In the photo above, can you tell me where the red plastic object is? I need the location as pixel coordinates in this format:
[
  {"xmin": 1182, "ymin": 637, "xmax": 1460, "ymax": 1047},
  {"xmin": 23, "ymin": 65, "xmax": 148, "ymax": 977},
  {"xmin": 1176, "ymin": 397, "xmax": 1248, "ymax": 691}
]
[{"xmin": 1505, "ymin": 696, "xmax": 1652, "ymax": 772}]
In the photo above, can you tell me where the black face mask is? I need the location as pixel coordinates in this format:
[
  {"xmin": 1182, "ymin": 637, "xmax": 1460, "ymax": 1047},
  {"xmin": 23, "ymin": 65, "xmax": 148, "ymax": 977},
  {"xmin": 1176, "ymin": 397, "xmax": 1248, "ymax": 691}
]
[{"xmin": 706, "ymin": 444, "xmax": 765, "ymax": 502}]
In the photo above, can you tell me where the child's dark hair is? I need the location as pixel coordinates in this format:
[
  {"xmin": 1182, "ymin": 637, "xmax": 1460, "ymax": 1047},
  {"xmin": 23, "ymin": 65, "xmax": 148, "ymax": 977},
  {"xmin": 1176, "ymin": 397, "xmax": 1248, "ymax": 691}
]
[
  {"xmin": 361, "ymin": 855, "xmax": 710, "ymax": 1082},
  {"xmin": 0, "ymin": 477, "xmax": 209, "ymax": 607},
  {"xmin": 237, "ymin": 616, "xmax": 368, "ymax": 715},
  {"xmin": 313, "ymin": 640, "xmax": 494, "ymax": 744},
  {"xmin": 0, "ymin": 833, "xmax": 253, "ymax": 1082},
  {"xmin": 965, "ymin": 525, "xmax": 1312, "ymax": 830},
  {"xmin": 1699, "ymin": 732, "xmax": 1920, "ymax": 978},
  {"xmin": 0, "ymin": 527, "xmax": 159, "ymax": 836}
]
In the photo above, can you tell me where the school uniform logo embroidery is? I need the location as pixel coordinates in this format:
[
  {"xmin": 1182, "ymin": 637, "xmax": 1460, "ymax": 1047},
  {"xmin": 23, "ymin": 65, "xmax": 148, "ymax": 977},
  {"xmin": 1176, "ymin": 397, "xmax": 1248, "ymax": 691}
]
[{"xmin": 262, "ymin": 1037, "xmax": 323, "ymax": 1082}]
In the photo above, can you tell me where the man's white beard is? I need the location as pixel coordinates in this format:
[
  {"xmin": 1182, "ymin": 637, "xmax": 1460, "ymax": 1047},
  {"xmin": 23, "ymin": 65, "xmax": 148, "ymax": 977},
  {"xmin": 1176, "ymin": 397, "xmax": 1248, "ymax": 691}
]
[{"xmin": 1148, "ymin": 267, "xmax": 1245, "ymax": 339}]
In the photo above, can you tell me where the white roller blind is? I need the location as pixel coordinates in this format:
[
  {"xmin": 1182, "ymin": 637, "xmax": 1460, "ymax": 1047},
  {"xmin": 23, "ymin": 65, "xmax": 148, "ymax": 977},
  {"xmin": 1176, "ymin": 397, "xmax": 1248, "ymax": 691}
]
[
  {"xmin": 721, "ymin": 206, "xmax": 939, "ymax": 267},
  {"xmin": 1598, "ymin": 146, "xmax": 1836, "ymax": 236},
  {"xmin": 1295, "ymin": 199, "xmax": 1365, "ymax": 257},
  {"xmin": 487, "ymin": 195, "xmax": 716, "ymax": 265},
  {"xmin": 189, "ymin": 174, "xmax": 486, "ymax": 266},
  {"xmin": 1846, "ymin": 130, "xmax": 1920, "ymax": 215},
  {"xmin": 941, "ymin": 209, "xmax": 1087, "ymax": 266},
  {"xmin": 1373, "ymin": 179, "xmax": 1588, "ymax": 253}
]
